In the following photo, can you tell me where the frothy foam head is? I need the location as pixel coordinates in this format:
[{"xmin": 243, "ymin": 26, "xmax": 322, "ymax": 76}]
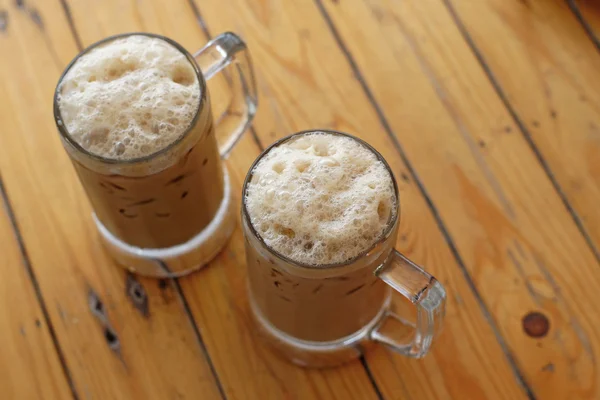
[
  {"xmin": 245, "ymin": 132, "xmax": 397, "ymax": 266},
  {"xmin": 57, "ymin": 35, "xmax": 200, "ymax": 160}
]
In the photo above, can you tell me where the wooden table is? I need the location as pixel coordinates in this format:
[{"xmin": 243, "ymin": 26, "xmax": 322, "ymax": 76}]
[{"xmin": 1, "ymin": 0, "xmax": 599, "ymax": 399}]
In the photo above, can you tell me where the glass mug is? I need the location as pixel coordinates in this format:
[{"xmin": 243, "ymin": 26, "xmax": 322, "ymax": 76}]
[
  {"xmin": 54, "ymin": 32, "xmax": 257, "ymax": 277},
  {"xmin": 241, "ymin": 130, "xmax": 446, "ymax": 367}
]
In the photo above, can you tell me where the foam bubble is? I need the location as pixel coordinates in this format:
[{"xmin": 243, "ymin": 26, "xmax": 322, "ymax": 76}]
[
  {"xmin": 57, "ymin": 35, "xmax": 200, "ymax": 160},
  {"xmin": 245, "ymin": 133, "xmax": 397, "ymax": 266}
]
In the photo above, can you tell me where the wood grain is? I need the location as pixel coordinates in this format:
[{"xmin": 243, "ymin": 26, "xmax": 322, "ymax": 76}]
[
  {"xmin": 56, "ymin": 0, "xmax": 382, "ymax": 398},
  {"xmin": 0, "ymin": 0, "xmax": 225, "ymax": 398},
  {"xmin": 193, "ymin": 0, "xmax": 533, "ymax": 399},
  {"xmin": 2, "ymin": 0, "xmax": 598, "ymax": 398},
  {"xmin": 447, "ymin": 0, "xmax": 600, "ymax": 258},
  {"xmin": 0, "ymin": 191, "xmax": 73, "ymax": 399},
  {"xmin": 320, "ymin": 0, "xmax": 600, "ymax": 398}
]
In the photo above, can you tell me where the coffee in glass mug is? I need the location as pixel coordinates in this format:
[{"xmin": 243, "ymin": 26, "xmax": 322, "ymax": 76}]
[
  {"xmin": 242, "ymin": 130, "xmax": 446, "ymax": 367},
  {"xmin": 54, "ymin": 32, "xmax": 256, "ymax": 277}
]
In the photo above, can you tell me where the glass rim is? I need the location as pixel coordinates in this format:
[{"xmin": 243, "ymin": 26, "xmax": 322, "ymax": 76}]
[
  {"xmin": 241, "ymin": 129, "xmax": 401, "ymax": 270},
  {"xmin": 53, "ymin": 31, "xmax": 207, "ymax": 165}
]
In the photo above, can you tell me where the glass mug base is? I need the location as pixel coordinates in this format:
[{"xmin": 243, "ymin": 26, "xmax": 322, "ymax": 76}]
[
  {"xmin": 94, "ymin": 166, "xmax": 236, "ymax": 278},
  {"xmin": 249, "ymin": 291, "xmax": 392, "ymax": 368}
]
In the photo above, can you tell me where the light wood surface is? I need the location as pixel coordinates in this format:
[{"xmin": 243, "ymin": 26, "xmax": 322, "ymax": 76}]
[
  {"xmin": 195, "ymin": 0, "xmax": 527, "ymax": 399},
  {"xmin": 447, "ymin": 0, "xmax": 600, "ymax": 258},
  {"xmin": 0, "ymin": 0, "xmax": 598, "ymax": 399},
  {"xmin": 321, "ymin": 0, "xmax": 600, "ymax": 398},
  {"xmin": 0, "ymin": 188, "xmax": 72, "ymax": 399}
]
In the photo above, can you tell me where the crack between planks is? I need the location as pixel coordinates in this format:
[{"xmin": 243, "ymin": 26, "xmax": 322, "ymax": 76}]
[
  {"xmin": 359, "ymin": 356, "xmax": 385, "ymax": 400},
  {"xmin": 566, "ymin": 0, "xmax": 600, "ymax": 53},
  {"xmin": 313, "ymin": 0, "xmax": 537, "ymax": 398},
  {"xmin": 171, "ymin": 276, "xmax": 228, "ymax": 400},
  {"xmin": 442, "ymin": 0, "xmax": 600, "ymax": 265},
  {"xmin": 59, "ymin": 0, "xmax": 83, "ymax": 51},
  {"xmin": 0, "ymin": 176, "xmax": 80, "ymax": 400},
  {"xmin": 187, "ymin": 0, "xmax": 212, "ymax": 40},
  {"xmin": 249, "ymin": 126, "xmax": 265, "ymax": 151}
]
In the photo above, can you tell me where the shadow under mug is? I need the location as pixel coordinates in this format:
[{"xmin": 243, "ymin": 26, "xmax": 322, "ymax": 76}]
[
  {"xmin": 54, "ymin": 32, "xmax": 257, "ymax": 278},
  {"xmin": 241, "ymin": 130, "xmax": 446, "ymax": 367}
]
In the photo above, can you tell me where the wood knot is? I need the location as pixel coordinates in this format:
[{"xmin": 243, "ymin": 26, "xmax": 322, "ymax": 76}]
[
  {"xmin": 104, "ymin": 327, "xmax": 120, "ymax": 351},
  {"xmin": 0, "ymin": 10, "xmax": 8, "ymax": 33},
  {"xmin": 522, "ymin": 311, "xmax": 549, "ymax": 338},
  {"xmin": 126, "ymin": 273, "xmax": 149, "ymax": 317},
  {"xmin": 88, "ymin": 289, "xmax": 121, "ymax": 356}
]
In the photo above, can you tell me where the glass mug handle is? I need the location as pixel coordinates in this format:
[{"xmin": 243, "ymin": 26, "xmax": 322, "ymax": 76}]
[
  {"xmin": 194, "ymin": 32, "xmax": 258, "ymax": 158},
  {"xmin": 372, "ymin": 250, "xmax": 446, "ymax": 358}
]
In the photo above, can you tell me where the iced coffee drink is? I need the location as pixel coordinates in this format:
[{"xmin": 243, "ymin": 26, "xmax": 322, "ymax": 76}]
[
  {"xmin": 243, "ymin": 132, "xmax": 397, "ymax": 343},
  {"xmin": 55, "ymin": 33, "xmax": 246, "ymax": 276},
  {"xmin": 242, "ymin": 131, "xmax": 446, "ymax": 368}
]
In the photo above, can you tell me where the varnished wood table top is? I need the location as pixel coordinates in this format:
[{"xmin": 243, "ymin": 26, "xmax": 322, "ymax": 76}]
[{"xmin": 0, "ymin": 0, "xmax": 599, "ymax": 399}]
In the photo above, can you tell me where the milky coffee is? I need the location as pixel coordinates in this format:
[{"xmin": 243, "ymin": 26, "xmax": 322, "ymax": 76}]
[
  {"xmin": 244, "ymin": 132, "xmax": 398, "ymax": 342},
  {"xmin": 57, "ymin": 35, "xmax": 224, "ymax": 248}
]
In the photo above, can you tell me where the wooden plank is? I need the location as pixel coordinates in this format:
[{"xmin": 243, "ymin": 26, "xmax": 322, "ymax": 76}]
[
  {"xmin": 447, "ymin": 0, "xmax": 600, "ymax": 257},
  {"xmin": 55, "ymin": 0, "xmax": 382, "ymax": 398},
  {"xmin": 572, "ymin": 0, "xmax": 600, "ymax": 43},
  {"xmin": 192, "ymin": 0, "xmax": 533, "ymax": 399},
  {"xmin": 0, "ymin": 192, "xmax": 73, "ymax": 399},
  {"xmin": 319, "ymin": 0, "xmax": 600, "ymax": 398},
  {"xmin": 0, "ymin": 1, "xmax": 225, "ymax": 398}
]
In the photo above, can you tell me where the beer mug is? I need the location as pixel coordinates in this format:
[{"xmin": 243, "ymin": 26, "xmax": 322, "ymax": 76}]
[
  {"xmin": 54, "ymin": 32, "xmax": 257, "ymax": 277},
  {"xmin": 241, "ymin": 130, "xmax": 446, "ymax": 367}
]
